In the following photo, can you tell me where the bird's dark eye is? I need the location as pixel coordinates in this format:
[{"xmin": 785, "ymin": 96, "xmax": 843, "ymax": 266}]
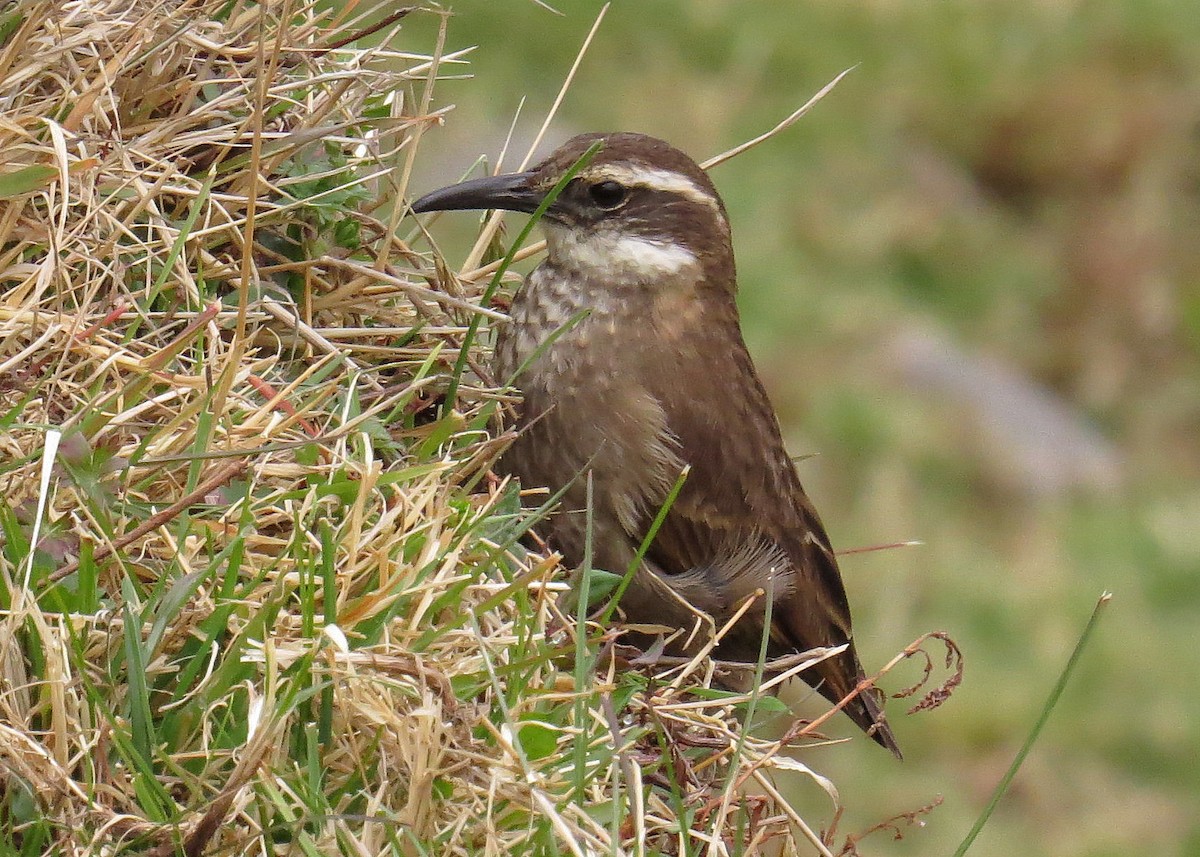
[{"xmin": 588, "ymin": 180, "xmax": 627, "ymax": 210}]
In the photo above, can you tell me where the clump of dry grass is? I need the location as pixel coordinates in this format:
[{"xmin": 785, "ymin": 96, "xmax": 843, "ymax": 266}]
[{"xmin": 0, "ymin": 1, "xmax": 953, "ymax": 854}]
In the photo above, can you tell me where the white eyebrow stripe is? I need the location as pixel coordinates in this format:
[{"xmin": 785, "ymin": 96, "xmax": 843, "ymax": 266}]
[{"xmin": 588, "ymin": 164, "xmax": 724, "ymax": 216}]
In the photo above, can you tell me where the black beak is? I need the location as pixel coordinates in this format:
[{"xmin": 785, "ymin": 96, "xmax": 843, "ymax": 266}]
[{"xmin": 411, "ymin": 171, "xmax": 542, "ymax": 215}]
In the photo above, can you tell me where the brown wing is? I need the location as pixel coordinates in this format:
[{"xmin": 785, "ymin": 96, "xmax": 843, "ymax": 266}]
[
  {"xmin": 632, "ymin": 299, "xmax": 902, "ymax": 757},
  {"xmin": 637, "ymin": 301, "xmax": 854, "ymax": 647}
]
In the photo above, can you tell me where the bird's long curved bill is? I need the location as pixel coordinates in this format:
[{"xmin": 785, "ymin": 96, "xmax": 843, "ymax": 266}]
[{"xmin": 411, "ymin": 172, "xmax": 541, "ymax": 214}]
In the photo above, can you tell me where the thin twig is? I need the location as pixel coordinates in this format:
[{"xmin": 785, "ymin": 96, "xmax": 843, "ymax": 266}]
[{"xmin": 48, "ymin": 460, "xmax": 249, "ymax": 583}]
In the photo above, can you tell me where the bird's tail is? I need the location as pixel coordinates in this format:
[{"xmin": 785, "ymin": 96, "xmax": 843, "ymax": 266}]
[{"xmin": 809, "ymin": 648, "xmax": 903, "ymax": 759}]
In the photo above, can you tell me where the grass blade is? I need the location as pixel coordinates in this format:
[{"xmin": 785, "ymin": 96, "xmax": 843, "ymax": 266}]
[{"xmin": 953, "ymin": 592, "xmax": 1113, "ymax": 856}]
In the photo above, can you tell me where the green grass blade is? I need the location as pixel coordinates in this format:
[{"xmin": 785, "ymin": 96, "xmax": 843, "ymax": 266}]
[
  {"xmin": 953, "ymin": 592, "xmax": 1113, "ymax": 857},
  {"xmin": 599, "ymin": 466, "xmax": 689, "ymax": 626},
  {"xmin": 443, "ymin": 140, "xmax": 603, "ymax": 409}
]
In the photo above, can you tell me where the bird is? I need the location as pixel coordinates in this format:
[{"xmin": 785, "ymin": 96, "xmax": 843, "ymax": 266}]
[{"xmin": 412, "ymin": 132, "xmax": 902, "ymax": 757}]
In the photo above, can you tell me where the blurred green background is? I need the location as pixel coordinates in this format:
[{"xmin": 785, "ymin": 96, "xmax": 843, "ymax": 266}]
[{"xmin": 407, "ymin": 2, "xmax": 1200, "ymax": 854}]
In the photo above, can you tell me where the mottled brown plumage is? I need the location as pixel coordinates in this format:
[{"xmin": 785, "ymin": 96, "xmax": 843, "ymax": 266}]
[{"xmin": 413, "ymin": 132, "xmax": 902, "ymax": 757}]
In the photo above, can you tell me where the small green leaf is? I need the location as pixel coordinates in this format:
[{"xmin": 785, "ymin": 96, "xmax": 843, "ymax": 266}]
[
  {"xmin": 517, "ymin": 721, "xmax": 559, "ymax": 761},
  {"xmin": 559, "ymin": 566, "xmax": 622, "ymax": 614},
  {"xmin": 333, "ymin": 216, "xmax": 360, "ymax": 248},
  {"xmin": 0, "ymin": 165, "xmax": 57, "ymax": 197},
  {"xmin": 745, "ymin": 694, "xmax": 791, "ymax": 715}
]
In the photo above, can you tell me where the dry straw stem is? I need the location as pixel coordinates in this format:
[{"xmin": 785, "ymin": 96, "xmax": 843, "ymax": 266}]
[{"xmin": 0, "ymin": 1, "xmax": 947, "ymax": 854}]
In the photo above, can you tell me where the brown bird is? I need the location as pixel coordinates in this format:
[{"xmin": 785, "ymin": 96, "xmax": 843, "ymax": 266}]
[{"xmin": 413, "ymin": 132, "xmax": 901, "ymax": 757}]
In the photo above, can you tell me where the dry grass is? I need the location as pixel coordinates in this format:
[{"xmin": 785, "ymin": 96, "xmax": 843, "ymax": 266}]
[{"xmin": 0, "ymin": 1, "xmax": 951, "ymax": 854}]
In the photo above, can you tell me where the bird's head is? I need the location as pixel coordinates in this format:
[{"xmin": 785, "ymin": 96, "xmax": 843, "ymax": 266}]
[{"xmin": 412, "ymin": 132, "xmax": 736, "ymax": 287}]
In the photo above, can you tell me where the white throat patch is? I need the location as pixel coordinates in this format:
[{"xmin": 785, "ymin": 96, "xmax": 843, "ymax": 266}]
[{"xmin": 544, "ymin": 224, "xmax": 699, "ymax": 279}]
